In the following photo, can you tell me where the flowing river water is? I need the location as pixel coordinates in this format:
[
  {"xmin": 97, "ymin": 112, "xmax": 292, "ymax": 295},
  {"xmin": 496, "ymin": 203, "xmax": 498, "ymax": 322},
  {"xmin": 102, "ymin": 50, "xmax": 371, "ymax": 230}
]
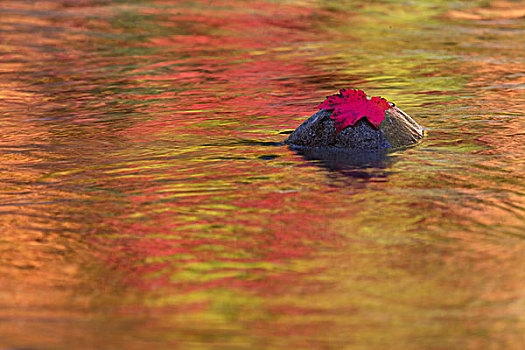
[{"xmin": 0, "ymin": 1, "xmax": 524, "ymax": 349}]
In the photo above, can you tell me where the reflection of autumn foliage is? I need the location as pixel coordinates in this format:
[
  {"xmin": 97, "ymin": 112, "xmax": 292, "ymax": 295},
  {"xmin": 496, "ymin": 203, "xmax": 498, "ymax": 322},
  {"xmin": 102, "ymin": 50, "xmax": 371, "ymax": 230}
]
[
  {"xmin": 80, "ymin": 0, "xmax": 350, "ymax": 298},
  {"xmin": 118, "ymin": 0, "xmax": 347, "ymax": 138},
  {"xmin": 396, "ymin": 7, "xmax": 525, "ymax": 336},
  {"xmin": 448, "ymin": 0, "xmax": 525, "ymax": 20},
  {"xmin": 443, "ymin": 6, "xmax": 524, "ymax": 160},
  {"xmin": 1, "ymin": 0, "xmax": 524, "ymax": 348},
  {"xmin": 93, "ymin": 159, "xmax": 339, "ymax": 295}
]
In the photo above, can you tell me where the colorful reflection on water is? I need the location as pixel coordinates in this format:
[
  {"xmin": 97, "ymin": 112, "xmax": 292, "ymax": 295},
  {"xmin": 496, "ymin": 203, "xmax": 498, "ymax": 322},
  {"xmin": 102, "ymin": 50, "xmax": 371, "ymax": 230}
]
[{"xmin": 0, "ymin": 0, "xmax": 524, "ymax": 349}]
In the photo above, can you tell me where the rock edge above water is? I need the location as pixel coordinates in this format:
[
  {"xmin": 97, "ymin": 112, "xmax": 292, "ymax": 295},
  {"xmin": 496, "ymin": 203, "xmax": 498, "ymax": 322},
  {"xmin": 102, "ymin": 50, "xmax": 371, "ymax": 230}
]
[{"xmin": 285, "ymin": 106, "xmax": 424, "ymax": 149}]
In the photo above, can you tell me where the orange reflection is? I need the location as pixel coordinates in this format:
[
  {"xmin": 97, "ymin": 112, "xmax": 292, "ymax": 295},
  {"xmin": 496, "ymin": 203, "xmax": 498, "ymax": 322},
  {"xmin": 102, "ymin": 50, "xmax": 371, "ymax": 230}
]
[{"xmin": 448, "ymin": 0, "xmax": 525, "ymax": 20}]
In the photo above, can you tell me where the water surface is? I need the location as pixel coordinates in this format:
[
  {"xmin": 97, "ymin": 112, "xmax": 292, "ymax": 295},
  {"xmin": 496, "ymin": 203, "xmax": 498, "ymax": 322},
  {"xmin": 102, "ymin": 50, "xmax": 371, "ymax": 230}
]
[{"xmin": 0, "ymin": 0, "xmax": 524, "ymax": 349}]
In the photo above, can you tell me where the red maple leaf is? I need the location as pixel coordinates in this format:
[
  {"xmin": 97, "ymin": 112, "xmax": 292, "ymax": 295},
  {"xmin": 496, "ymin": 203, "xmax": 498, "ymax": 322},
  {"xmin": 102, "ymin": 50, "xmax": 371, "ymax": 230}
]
[{"xmin": 317, "ymin": 89, "xmax": 391, "ymax": 135}]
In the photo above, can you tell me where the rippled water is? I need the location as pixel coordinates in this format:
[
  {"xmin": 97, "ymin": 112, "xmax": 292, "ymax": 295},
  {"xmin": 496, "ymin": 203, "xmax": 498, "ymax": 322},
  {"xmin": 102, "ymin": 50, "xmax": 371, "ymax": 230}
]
[{"xmin": 1, "ymin": 1, "xmax": 524, "ymax": 349}]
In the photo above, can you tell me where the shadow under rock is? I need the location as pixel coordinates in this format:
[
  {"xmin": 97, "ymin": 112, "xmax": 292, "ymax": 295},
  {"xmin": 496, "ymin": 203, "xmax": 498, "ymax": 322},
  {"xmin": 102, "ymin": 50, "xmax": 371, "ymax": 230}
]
[{"xmin": 290, "ymin": 145, "xmax": 398, "ymax": 179}]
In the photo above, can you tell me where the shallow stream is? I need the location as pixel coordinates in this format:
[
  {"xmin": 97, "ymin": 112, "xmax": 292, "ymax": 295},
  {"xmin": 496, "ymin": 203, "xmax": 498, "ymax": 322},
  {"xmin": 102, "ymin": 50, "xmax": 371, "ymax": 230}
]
[{"xmin": 0, "ymin": 1, "xmax": 524, "ymax": 349}]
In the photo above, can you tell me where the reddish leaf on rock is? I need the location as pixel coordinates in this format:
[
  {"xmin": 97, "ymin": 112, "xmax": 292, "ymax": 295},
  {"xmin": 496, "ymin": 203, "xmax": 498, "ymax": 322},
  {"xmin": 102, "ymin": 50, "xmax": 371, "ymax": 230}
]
[{"xmin": 317, "ymin": 89, "xmax": 391, "ymax": 135}]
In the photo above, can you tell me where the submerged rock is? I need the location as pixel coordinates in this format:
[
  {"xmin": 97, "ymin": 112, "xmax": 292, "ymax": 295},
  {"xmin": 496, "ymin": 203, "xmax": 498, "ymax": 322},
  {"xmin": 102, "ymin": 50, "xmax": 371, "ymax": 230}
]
[{"xmin": 285, "ymin": 106, "xmax": 424, "ymax": 149}]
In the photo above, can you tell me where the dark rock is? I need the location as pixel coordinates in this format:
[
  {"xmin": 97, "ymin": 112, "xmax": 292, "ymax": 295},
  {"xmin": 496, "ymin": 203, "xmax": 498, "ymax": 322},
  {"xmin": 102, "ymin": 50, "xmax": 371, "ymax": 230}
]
[{"xmin": 285, "ymin": 106, "xmax": 424, "ymax": 150}]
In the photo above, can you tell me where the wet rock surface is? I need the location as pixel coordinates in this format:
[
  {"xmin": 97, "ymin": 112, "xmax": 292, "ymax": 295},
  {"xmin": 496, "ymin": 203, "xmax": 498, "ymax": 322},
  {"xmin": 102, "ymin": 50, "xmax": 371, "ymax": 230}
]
[{"xmin": 285, "ymin": 106, "xmax": 424, "ymax": 150}]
